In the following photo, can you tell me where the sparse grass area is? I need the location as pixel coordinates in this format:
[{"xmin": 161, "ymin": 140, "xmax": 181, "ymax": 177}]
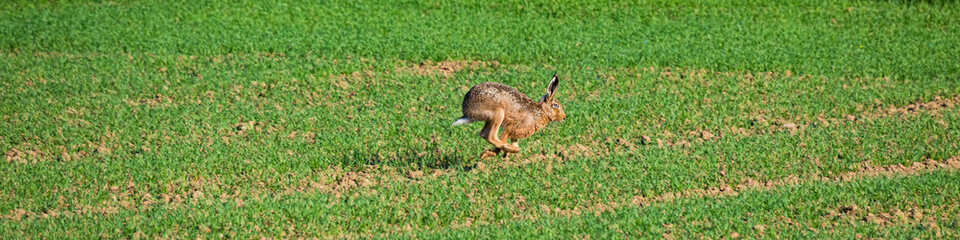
[
  {"xmin": 423, "ymin": 168, "xmax": 960, "ymax": 239},
  {"xmin": 1, "ymin": 0, "xmax": 959, "ymax": 238}
]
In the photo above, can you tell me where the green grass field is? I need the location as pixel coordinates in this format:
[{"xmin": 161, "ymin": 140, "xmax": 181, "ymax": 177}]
[{"xmin": 2, "ymin": 0, "xmax": 960, "ymax": 238}]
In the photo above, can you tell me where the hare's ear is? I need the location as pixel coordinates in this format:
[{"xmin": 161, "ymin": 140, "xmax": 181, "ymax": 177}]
[{"xmin": 546, "ymin": 74, "xmax": 559, "ymax": 98}]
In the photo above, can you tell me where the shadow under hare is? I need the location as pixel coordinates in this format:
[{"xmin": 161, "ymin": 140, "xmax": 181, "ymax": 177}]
[{"xmin": 453, "ymin": 74, "xmax": 566, "ymax": 158}]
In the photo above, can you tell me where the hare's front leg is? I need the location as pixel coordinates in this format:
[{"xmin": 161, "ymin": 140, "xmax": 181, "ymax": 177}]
[
  {"xmin": 480, "ymin": 139, "xmax": 519, "ymax": 159},
  {"xmin": 480, "ymin": 109, "xmax": 520, "ymax": 153}
]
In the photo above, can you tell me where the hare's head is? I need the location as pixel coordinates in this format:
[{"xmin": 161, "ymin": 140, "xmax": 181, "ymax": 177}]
[{"xmin": 539, "ymin": 74, "xmax": 566, "ymax": 122}]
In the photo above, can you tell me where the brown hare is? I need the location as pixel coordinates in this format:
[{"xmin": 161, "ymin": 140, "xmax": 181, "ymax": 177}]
[{"xmin": 453, "ymin": 74, "xmax": 566, "ymax": 158}]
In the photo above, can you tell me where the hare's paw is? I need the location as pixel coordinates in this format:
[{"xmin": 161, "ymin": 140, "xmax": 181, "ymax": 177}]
[
  {"xmin": 501, "ymin": 144, "xmax": 520, "ymax": 153},
  {"xmin": 479, "ymin": 150, "xmax": 499, "ymax": 159}
]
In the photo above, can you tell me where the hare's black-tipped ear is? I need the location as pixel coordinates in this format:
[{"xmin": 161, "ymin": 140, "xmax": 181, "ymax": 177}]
[{"xmin": 547, "ymin": 74, "xmax": 559, "ymax": 97}]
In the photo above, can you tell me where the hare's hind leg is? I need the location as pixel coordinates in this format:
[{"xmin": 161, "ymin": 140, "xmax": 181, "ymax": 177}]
[
  {"xmin": 480, "ymin": 109, "xmax": 519, "ymax": 153},
  {"xmin": 478, "ymin": 121, "xmax": 501, "ymax": 159}
]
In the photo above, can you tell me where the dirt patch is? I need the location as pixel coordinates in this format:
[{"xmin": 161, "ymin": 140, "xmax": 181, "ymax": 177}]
[
  {"xmin": 4, "ymin": 145, "xmax": 46, "ymax": 164},
  {"xmin": 125, "ymin": 94, "xmax": 174, "ymax": 108},
  {"xmin": 2, "ymin": 50, "xmax": 101, "ymax": 59},
  {"xmin": 398, "ymin": 60, "xmax": 500, "ymax": 77},
  {"xmin": 863, "ymin": 95, "xmax": 959, "ymax": 119},
  {"xmin": 285, "ymin": 165, "xmax": 405, "ymax": 198},
  {"xmin": 626, "ymin": 66, "xmax": 809, "ymax": 83},
  {"xmin": 232, "ymin": 120, "xmax": 264, "ymax": 133},
  {"xmin": 139, "ymin": 94, "xmax": 172, "ymax": 106},
  {"xmin": 325, "ymin": 59, "xmax": 512, "ymax": 84},
  {"xmin": 218, "ymin": 120, "xmax": 289, "ymax": 145},
  {"xmin": 3, "ymin": 198, "xmax": 130, "ymax": 222},
  {"xmin": 818, "ymin": 203, "xmax": 955, "ymax": 237}
]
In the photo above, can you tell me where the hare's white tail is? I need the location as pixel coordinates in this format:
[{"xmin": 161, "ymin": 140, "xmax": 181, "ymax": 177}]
[{"xmin": 452, "ymin": 117, "xmax": 472, "ymax": 126}]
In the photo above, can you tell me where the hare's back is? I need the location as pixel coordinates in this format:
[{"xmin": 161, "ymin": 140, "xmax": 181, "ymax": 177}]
[{"xmin": 462, "ymin": 82, "xmax": 529, "ymax": 117}]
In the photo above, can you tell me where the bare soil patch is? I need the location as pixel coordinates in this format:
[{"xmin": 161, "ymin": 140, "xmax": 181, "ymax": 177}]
[
  {"xmin": 399, "ymin": 60, "xmax": 501, "ymax": 77},
  {"xmin": 814, "ymin": 203, "xmax": 958, "ymax": 238},
  {"xmin": 325, "ymin": 59, "xmax": 518, "ymax": 84}
]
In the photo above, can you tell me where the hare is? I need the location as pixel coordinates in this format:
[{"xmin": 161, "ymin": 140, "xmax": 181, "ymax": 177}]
[{"xmin": 452, "ymin": 74, "xmax": 566, "ymax": 158}]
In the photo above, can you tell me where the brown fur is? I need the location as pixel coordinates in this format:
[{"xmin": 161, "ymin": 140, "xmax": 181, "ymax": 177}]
[{"xmin": 455, "ymin": 74, "xmax": 566, "ymax": 158}]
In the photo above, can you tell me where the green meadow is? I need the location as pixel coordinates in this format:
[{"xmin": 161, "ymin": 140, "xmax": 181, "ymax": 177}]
[{"xmin": 1, "ymin": 0, "xmax": 959, "ymax": 238}]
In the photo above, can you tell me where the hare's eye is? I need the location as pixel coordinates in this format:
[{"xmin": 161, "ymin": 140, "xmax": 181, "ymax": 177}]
[{"xmin": 552, "ymin": 103, "xmax": 559, "ymax": 109}]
